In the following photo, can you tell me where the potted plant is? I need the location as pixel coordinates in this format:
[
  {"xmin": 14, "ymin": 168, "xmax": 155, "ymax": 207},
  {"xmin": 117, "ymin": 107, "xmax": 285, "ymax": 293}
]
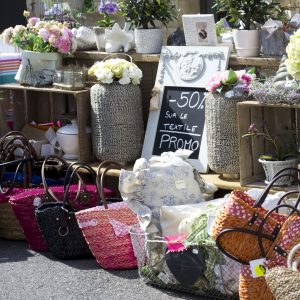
[
  {"xmin": 119, "ymin": 0, "xmax": 178, "ymax": 54},
  {"xmin": 243, "ymin": 123, "xmax": 298, "ymax": 185},
  {"xmin": 88, "ymin": 56, "xmax": 144, "ymax": 162},
  {"xmin": 1, "ymin": 11, "xmax": 74, "ymax": 86},
  {"xmin": 213, "ymin": 0, "xmax": 286, "ymax": 57},
  {"xmin": 205, "ymin": 69, "xmax": 255, "ymax": 178},
  {"xmin": 93, "ymin": 0, "xmax": 119, "ymax": 51}
]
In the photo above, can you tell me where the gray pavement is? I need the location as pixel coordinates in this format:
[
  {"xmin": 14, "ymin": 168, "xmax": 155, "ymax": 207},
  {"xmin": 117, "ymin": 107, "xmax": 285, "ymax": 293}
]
[{"xmin": 0, "ymin": 240, "xmax": 204, "ymax": 300}]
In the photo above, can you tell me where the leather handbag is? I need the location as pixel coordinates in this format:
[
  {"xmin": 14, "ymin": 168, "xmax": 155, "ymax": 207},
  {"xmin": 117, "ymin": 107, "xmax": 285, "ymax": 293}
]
[
  {"xmin": 35, "ymin": 162, "xmax": 99, "ymax": 259},
  {"xmin": 9, "ymin": 156, "xmax": 114, "ymax": 251}
]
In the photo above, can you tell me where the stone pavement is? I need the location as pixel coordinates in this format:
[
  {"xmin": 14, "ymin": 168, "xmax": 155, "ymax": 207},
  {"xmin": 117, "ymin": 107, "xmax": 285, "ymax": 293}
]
[{"xmin": 0, "ymin": 240, "xmax": 203, "ymax": 300}]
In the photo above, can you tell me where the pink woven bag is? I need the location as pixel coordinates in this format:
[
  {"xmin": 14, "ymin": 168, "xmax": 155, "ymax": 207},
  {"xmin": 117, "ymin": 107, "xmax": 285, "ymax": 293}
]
[
  {"xmin": 76, "ymin": 161, "xmax": 138, "ymax": 270},
  {"xmin": 9, "ymin": 156, "xmax": 115, "ymax": 251}
]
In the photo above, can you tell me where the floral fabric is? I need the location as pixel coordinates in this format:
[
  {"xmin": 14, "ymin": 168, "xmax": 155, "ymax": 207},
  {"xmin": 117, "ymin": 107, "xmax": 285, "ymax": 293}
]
[{"xmin": 119, "ymin": 151, "xmax": 205, "ymax": 233}]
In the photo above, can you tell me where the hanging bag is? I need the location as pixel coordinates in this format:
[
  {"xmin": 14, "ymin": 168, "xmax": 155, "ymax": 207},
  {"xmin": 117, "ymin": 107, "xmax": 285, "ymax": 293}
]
[
  {"xmin": 35, "ymin": 162, "xmax": 99, "ymax": 259},
  {"xmin": 76, "ymin": 160, "xmax": 138, "ymax": 269}
]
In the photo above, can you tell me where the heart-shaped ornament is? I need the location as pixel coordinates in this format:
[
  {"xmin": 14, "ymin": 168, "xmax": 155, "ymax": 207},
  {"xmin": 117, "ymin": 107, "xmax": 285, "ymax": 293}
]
[{"xmin": 165, "ymin": 247, "xmax": 206, "ymax": 287}]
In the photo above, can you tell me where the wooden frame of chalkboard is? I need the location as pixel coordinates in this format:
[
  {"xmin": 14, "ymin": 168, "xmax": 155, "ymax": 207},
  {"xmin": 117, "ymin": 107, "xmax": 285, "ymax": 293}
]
[{"xmin": 142, "ymin": 46, "xmax": 230, "ymax": 173}]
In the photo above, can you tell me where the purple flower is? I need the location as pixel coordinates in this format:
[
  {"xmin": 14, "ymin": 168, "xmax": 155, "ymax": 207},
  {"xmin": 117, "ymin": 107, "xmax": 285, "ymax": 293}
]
[
  {"xmin": 248, "ymin": 123, "xmax": 258, "ymax": 133},
  {"xmin": 98, "ymin": 0, "xmax": 118, "ymax": 15}
]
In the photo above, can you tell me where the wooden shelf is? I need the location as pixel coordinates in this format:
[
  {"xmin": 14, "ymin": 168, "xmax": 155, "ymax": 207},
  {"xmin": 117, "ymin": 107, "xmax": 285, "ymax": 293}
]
[
  {"xmin": 80, "ymin": 161, "xmax": 297, "ymax": 193},
  {"xmin": 71, "ymin": 51, "xmax": 160, "ymax": 63},
  {"xmin": 71, "ymin": 51, "xmax": 282, "ymax": 67},
  {"xmin": 0, "ymin": 83, "xmax": 88, "ymax": 95}
]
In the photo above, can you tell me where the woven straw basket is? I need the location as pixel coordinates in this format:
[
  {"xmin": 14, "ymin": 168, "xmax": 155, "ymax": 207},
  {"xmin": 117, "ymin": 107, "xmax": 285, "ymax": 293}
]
[
  {"xmin": 265, "ymin": 242, "xmax": 300, "ymax": 300},
  {"xmin": 90, "ymin": 83, "xmax": 144, "ymax": 162},
  {"xmin": 0, "ymin": 200, "xmax": 25, "ymax": 240},
  {"xmin": 205, "ymin": 93, "xmax": 244, "ymax": 176}
]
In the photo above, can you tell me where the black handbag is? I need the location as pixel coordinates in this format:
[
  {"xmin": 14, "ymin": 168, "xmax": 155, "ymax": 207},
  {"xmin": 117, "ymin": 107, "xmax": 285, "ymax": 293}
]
[{"xmin": 35, "ymin": 162, "xmax": 98, "ymax": 259}]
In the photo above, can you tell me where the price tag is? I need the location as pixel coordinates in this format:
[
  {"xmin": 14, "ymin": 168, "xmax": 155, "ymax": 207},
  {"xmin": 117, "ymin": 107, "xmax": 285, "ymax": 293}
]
[
  {"xmin": 249, "ymin": 258, "xmax": 267, "ymax": 278},
  {"xmin": 175, "ymin": 179, "xmax": 186, "ymax": 190},
  {"xmin": 158, "ymin": 272, "xmax": 171, "ymax": 284}
]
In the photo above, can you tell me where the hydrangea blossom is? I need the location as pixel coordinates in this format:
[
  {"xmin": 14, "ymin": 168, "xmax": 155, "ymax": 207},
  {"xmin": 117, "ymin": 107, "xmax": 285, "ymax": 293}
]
[{"xmin": 88, "ymin": 58, "xmax": 142, "ymax": 85}]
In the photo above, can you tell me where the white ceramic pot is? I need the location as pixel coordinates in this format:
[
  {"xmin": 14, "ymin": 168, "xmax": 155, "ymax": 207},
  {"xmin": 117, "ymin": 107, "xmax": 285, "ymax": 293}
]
[
  {"xmin": 134, "ymin": 28, "xmax": 163, "ymax": 54},
  {"xmin": 56, "ymin": 119, "xmax": 91, "ymax": 160},
  {"xmin": 232, "ymin": 29, "xmax": 260, "ymax": 57},
  {"xmin": 15, "ymin": 50, "xmax": 62, "ymax": 84},
  {"xmin": 93, "ymin": 27, "xmax": 111, "ymax": 51},
  {"xmin": 258, "ymin": 158, "xmax": 298, "ymax": 186}
]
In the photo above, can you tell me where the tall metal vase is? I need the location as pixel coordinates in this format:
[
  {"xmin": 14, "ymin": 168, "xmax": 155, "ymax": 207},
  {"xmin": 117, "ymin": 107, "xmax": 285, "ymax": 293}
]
[{"xmin": 205, "ymin": 93, "xmax": 243, "ymax": 178}]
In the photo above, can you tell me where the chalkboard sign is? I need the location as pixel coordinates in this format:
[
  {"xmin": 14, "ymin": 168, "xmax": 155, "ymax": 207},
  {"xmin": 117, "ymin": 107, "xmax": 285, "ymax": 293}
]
[
  {"xmin": 142, "ymin": 46, "xmax": 230, "ymax": 172},
  {"xmin": 153, "ymin": 86, "xmax": 206, "ymax": 159}
]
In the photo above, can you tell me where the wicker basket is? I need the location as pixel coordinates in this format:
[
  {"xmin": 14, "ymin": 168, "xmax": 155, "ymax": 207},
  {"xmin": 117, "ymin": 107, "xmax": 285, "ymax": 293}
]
[
  {"xmin": 90, "ymin": 83, "xmax": 144, "ymax": 162},
  {"xmin": 205, "ymin": 93, "xmax": 245, "ymax": 177},
  {"xmin": 0, "ymin": 200, "xmax": 25, "ymax": 240},
  {"xmin": 259, "ymin": 158, "xmax": 298, "ymax": 186}
]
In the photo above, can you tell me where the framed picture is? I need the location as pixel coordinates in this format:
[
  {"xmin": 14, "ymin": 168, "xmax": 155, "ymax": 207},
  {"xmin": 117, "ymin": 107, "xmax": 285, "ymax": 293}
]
[{"xmin": 182, "ymin": 14, "xmax": 217, "ymax": 46}]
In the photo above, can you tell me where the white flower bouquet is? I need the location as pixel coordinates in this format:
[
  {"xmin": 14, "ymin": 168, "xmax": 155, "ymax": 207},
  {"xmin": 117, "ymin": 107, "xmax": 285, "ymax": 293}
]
[
  {"xmin": 88, "ymin": 58, "xmax": 142, "ymax": 85},
  {"xmin": 286, "ymin": 29, "xmax": 300, "ymax": 80}
]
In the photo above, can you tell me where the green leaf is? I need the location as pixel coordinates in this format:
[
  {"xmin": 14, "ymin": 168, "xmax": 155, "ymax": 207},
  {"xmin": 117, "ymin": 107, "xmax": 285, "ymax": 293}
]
[
  {"xmin": 259, "ymin": 155, "xmax": 275, "ymax": 161},
  {"xmin": 222, "ymin": 69, "xmax": 237, "ymax": 85}
]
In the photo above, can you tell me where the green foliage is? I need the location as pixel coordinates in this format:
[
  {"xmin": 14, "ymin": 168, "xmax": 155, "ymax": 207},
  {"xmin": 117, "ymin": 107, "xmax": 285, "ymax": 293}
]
[
  {"xmin": 212, "ymin": 0, "xmax": 288, "ymax": 30},
  {"xmin": 118, "ymin": 0, "xmax": 178, "ymax": 29}
]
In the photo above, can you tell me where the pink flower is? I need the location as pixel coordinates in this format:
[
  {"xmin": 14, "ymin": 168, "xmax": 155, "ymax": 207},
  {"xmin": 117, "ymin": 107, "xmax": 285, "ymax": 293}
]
[
  {"xmin": 206, "ymin": 72, "xmax": 223, "ymax": 92},
  {"xmin": 57, "ymin": 37, "xmax": 71, "ymax": 53},
  {"xmin": 28, "ymin": 17, "xmax": 40, "ymax": 27},
  {"xmin": 38, "ymin": 28, "xmax": 50, "ymax": 41},
  {"xmin": 49, "ymin": 25, "xmax": 60, "ymax": 35},
  {"xmin": 235, "ymin": 70, "xmax": 246, "ymax": 80},
  {"xmin": 48, "ymin": 34, "xmax": 59, "ymax": 47}
]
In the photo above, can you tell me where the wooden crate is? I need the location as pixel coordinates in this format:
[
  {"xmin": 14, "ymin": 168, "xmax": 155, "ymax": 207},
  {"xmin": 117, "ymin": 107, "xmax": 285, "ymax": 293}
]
[
  {"xmin": 0, "ymin": 83, "xmax": 92, "ymax": 162},
  {"xmin": 238, "ymin": 101, "xmax": 300, "ymax": 186}
]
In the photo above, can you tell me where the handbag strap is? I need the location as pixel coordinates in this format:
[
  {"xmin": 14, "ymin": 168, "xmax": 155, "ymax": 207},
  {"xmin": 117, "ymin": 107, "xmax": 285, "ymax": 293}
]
[
  {"xmin": 96, "ymin": 160, "xmax": 124, "ymax": 208},
  {"xmin": 62, "ymin": 162, "xmax": 98, "ymax": 209},
  {"xmin": 0, "ymin": 133, "xmax": 39, "ymax": 161},
  {"xmin": 254, "ymin": 168, "xmax": 300, "ymax": 207},
  {"xmin": 41, "ymin": 155, "xmax": 79, "ymax": 202},
  {"xmin": 216, "ymin": 227, "xmax": 275, "ymax": 265},
  {"xmin": 99, "ymin": 165, "xmax": 123, "ymax": 209},
  {"xmin": 275, "ymin": 190, "xmax": 300, "ymax": 212},
  {"xmin": 0, "ymin": 158, "xmax": 32, "ymax": 195}
]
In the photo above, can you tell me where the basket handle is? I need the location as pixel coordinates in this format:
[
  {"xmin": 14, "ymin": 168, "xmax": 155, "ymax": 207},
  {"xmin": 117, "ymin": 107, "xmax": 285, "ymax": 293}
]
[
  {"xmin": 216, "ymin": 227, "xmax": 275, "ymax": 265},
  {"xmin": 287, "ymin": 243, "xmax": 300, "ymax": 270},
  {"xmin": 41, "ymin": 155, "xmax": 83, "ymax": 202},
  {"xmin": 254, "ymin": 168, "xmax": 300, "ymax": 207},
  {"xmin": 0, "ymin": 158, "xmax": 32, "ymax": 195},
  {"xmin": 97, "ymin": 161, "xmax": 124, "ymax": 209},
  {"xmin": 62, "ymin": 162, "xmax": 98, "ymax": 208},
  {"xmin": 256, "ymin": 204, "xmax": 300, "ymax": 258},
  {"xmin": 0, "ymin": 132, "xmax": 39, "ymax": 161},
  {"xmin": 275, "ymin": 190, "xmax": 300, "ymax": 212},
  {"xmin": 102, "ymin": 53, "xmax": 133, "ymax": 63}
]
